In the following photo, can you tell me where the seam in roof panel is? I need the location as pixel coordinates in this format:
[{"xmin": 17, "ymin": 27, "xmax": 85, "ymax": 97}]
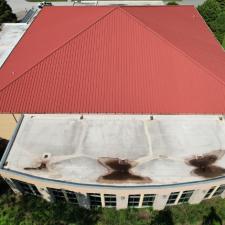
[
  {"xmin": 120, "ymin": 7, "xmax": 225, "ymax": 89},
  {"xmin": 0, "ymin": 7, "xmax": 118, "ymax": 94}
]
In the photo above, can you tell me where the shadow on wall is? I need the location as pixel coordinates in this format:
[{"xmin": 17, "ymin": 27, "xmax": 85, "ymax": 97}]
[
  {"xmin": 0, "ymin": 137, "xmax": 8, "ymax": 160},
  {"xmin": 0, "ymin": 138, "xmax": 9, "ymax": 195},
  {"xmin": 202, "ymin": 207, "xmax": 222, "ymax": 225}
]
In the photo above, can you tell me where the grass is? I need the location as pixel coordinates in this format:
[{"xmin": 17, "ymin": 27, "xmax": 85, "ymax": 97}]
[{"xmin": 0, "ymin": 189, "xmax": 225, "ymax": 225}]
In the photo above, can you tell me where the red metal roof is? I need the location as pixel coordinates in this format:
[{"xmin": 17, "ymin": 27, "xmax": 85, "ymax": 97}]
[{"xmin": 0, "ymin": 6, "xmax": 225, "ymax": 114}]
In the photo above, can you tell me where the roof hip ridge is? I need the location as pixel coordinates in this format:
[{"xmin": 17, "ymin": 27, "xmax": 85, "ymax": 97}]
[
  {"xmin": 0, "ymin": 6, "xmax": 119, "ymax": 93},
  {"xmin": 120, "ymin": 7, "xmax": 225, "ymax": 89}
]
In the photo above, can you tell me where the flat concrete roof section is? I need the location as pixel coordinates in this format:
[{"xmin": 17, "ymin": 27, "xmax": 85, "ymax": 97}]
[
  {"xmin": 0, "ymin": 23, "xmax": 28, "ymax": 67},
  {"xmin": 4, "ymin": 115, "xmax": 225, "ymax": 186}
]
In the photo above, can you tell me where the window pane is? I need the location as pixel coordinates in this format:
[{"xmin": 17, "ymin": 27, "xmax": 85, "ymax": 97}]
[
  {"xmin": 128, "ymin": 195, "xmax": 140, "ymax": 207},
  {"xmin": 11, "ymin": 179, "xmax": 40, "ymax": 196},
  {"xmin": 166, "ymin": 192, "xmax": 179, "ymax": 205},
  {"xmin": 178, "ymin": 190, "xmax": 194, "ymax": 203},
  {"xmin": 48, "ymin": 188, "xmax": 66, "ymax": 202},
  {"xmin": 142, "ymin": 194, "xmax": 155, "ymax": 207},
  {"xmin": 65, "ymin": 190, "xmax": 78, "ymax": 204},
  {"xmin": 213, "ymin": 185, "xmax": 225, "ymax": 197},
  {"xmin": 88, "ymin": 193, "xmax": 102, "ymax": 208},
  {"xmin": 104, "ymin": 194, "xmax": 116, "ymax": 207},
  {"xmin": 204, "ymin": 187, "xmax": 216, "ymax": 199}
]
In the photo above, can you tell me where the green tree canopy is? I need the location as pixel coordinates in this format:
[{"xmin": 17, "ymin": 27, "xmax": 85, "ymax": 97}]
[
  {"xmin": 0, "ymin": 0, "xmax": 17, "ymax": 25},
  {"xmin": 197, "ymin": 0, "xmax": 222, "ymax": 23},
  {"xmin": 210, "ymin": 11, "xmax": 225, "ymax": 44},
  {"xmin": 167, "ymin": 1, "xmax": 179, "ymax": 5},
  {"xmin": 216, "ymin": 0, "xmax": 225, "ymax": 11}
]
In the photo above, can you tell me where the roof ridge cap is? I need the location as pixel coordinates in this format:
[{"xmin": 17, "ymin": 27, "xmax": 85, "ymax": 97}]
[
  {"xmin": 0, "ymin": 7, "xmax": 118, "ymax": 93},
  {"xmin": 121, "ymin": 7, "xmax": 225, "ymax": 89}
]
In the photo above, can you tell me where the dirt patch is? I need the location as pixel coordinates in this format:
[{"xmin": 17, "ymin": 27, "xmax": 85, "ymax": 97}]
[
  {"xmin": 186, "ymin": 150, "xmax": 225, "ymax": 178},
  {"xmin": 97, "ymin": 157, "xmax": 151, "ymax": 184}
]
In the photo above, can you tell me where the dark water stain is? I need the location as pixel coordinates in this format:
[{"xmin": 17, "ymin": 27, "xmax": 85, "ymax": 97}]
[
  {"xmin": 97, "ymin": 157, "xmax": 151, "ymax": 184},
  {"xmin": 193, "ymin": 165, "xmax": 225, "ymax": 178},
  {"xmin": 189, "ymin": 155, "xmax": 217, "ymax": 168},
  {"xmin": 24, "ymin": 162, "xmax": 47, "ymax": 171},
  {"xmin": 187, "ymin": 151, "xmax": 225, "ymax": 178}
]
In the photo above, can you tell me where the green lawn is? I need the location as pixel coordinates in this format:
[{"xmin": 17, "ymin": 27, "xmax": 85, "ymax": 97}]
[{"xmin": 1, "ymin": 189, "xmax": 225, "ymax": 225}]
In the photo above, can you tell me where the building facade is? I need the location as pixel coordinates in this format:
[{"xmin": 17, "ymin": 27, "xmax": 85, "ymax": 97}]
[{"xmin": 1, "ymin": 114, "xmax": 225, "ymax": 210}]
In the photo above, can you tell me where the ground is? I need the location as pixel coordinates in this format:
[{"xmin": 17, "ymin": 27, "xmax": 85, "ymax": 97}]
[
  {"xmin": 6, "ymin": 0, "xmax": 207, "ymax": 20},
  {"xmin": 0, "ymin": 189, "xmax": 225, "ymax": 225}
]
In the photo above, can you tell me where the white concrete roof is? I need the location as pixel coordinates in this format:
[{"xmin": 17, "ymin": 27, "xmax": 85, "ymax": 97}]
[
  {"xmin": 5, "ymin": 114, "xmax": 225, "ymax": 186},
  {"xmin": 0, "ymin": 23, "xmax": 28, "ymax": 67}
]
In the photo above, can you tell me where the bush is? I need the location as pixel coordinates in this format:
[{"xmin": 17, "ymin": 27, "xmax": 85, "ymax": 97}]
[
  {"xmin": 167, "ymin": 1, "xmax": 179, "ymax": 5},
  {"xmin": 210, "ymin": 11, "xmax": 225, "ymax": 44},
  {"xmin": 198, "ymin": 0, "xmax": 225, "ymax": 47},
  {"xmin": 216, "ymin": 0, "xmax": 225, "ymax": 11}
]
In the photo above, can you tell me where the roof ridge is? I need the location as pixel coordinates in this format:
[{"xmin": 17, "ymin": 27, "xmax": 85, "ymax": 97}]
[
  {"xmin": 0, "ymin": 7, "xmax": 118, "ymax": 94},
  {"xmin": 120, "ymin": 7, "xmax": 225, "ymax": 89}
]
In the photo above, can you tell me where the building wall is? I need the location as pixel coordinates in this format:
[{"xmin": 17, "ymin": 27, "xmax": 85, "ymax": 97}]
[
  {"xmin": 0, "ymin": 114, "xmax": 21, "ymax": 140},
  {"xmin": 2, "ymin": 170, "xmax": 225, "ymax": 210}
]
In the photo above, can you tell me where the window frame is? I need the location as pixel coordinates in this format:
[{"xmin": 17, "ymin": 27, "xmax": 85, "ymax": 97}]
[
  {"xmin": 142, "ymin": 194, "xmax": 156, "ymax": 207},
  {"xmin": 88, "ymin": 193, "xmax": 102, "ymax": 208},
  {"xmin": 166, "ymin": 192, "xmax": 180, "ymax": 205},
  {"xmin": 11, "ymin": 179, "xmax": 41, "ymax": 196},
  {"xmin": 128, "ymin": 194, "xmax": 140, "ymax": 208},
  {"xmin": 212, "ymin": 185, "xmax": 225, "ymax": 197},
  {"xmin": 178, "ymin": 190, "xmax": 194, "ymax": 204},
  {"xmin": 104, "ymin": 194, "xmax": 116, "ymax": 207}
]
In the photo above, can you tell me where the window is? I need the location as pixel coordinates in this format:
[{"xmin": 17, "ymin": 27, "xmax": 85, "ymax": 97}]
[
  {"xmin": 49, "ymin": 188, "xmax": 66, "ymax": 201},
  {"xmin": 64, "ymin": 190, "xmax": 78, "ymax": 204},
  {"xmin": 204, "ymin": 186, "xmax": 216, "ymax": 199},
  {"xmin": 104, "ymin": 194, "xmax": 116, "ymax": 207},
  {"xmin": 142, "ymin": 194, "xmax": 155, "ymax": 207},
  {"xmin": 48, "ymin": 188, "xmax": 78, "ymax": 204},
  {"xmin": 12, "ymin": 179, "xmax": 41, "ymax": 196},
  {"xmin": 212, "ymin": 185, "xmax": 225, "ymax": 197},
  {"xmin": 128, "ymin": 195, "xmax": 140, "ymax": 207},
  {"xmin": 88, "ymin": 193, "xmax": 102, "ymax": 207},
  {"xmin": 166, "ymin": 192, "xmax": 180, "ymax": 205},
  {"xmin": 178, "ymin": 190, "xmax": 194, "ymax": 203}
]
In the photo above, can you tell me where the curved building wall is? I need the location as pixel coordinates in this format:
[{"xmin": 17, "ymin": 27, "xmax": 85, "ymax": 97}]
[
  {"xmin": 1, "ymin": 114, "xmax": 225, "ymax": 210},
  {"xmin": 2, "ymin": 169, "xmax": 225, "ymax": 210}
]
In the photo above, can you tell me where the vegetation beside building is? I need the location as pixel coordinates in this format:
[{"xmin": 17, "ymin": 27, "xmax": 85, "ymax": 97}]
[
  {"xmin": 0, "ymin": 190, "xmax": 224, "ymax": 225},
  {"xmin": 198, "ymin": 0, "xmax": 225, "ymax": 47}
]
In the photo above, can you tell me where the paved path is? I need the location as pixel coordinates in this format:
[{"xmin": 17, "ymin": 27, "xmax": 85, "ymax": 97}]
[{"xmin": 7, "ymin": 0, "xmax": 206, "ymax": 20}]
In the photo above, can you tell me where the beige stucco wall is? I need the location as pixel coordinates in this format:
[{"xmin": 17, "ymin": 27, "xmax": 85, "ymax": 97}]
[{"xmin": 0, "ymin": 114, "xmax": 21, "ymax": 140}]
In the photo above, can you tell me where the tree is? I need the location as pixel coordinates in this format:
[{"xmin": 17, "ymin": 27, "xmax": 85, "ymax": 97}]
[
  {"xmin": 167, "ymin": 1, "xmax": 179, "ymax": 5},
  {"xmin": 216, "ymin": 0, "xmax": 225, "ymax": 11},
  {"xmin": 197, "ymin": 0, "xmax": 222, "ymax": 23},
  {"xmin": 222, "ymin": 35, "xmax": 225, "ymax": 49},
  {"xmin": 0, "ymin": 0, "xmax": 17, "ymax": 25},
  {"xmin": 210, "ymin": 11, "xmax": 225, "ymax": 44}
]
